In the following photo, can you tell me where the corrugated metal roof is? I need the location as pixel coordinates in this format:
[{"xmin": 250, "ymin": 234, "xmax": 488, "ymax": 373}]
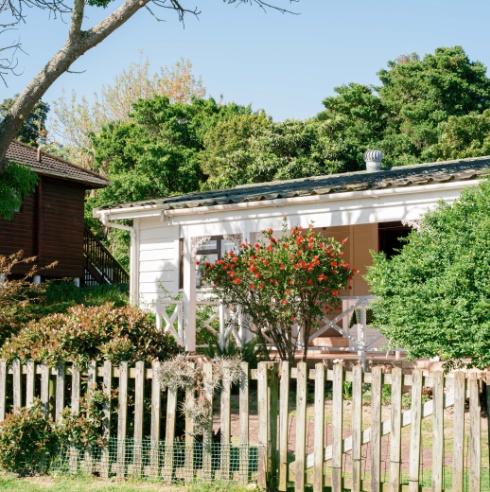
[
  {"xmin": 6, "ymin": 141, "xmax": 109, "ymax": 189},
  {"xmin": 99, "ymin": 156, "xmax": 490, "ymax": 213}
]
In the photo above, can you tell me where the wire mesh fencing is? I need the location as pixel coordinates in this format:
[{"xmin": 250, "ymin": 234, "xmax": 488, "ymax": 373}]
[{"xmin": 50, "ymin": 438, "xmax": 260, "ymax": 484}]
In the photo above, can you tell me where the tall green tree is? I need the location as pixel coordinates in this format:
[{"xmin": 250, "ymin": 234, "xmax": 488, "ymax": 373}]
[{"xmin": 319, "ymin": 46, "xmax": 490, "ymax": 167}]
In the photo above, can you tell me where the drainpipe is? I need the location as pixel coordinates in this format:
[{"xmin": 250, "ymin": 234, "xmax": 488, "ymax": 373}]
[{"xmin": 100, "ymin": 212, "xmax": 139, "ymax": 305}]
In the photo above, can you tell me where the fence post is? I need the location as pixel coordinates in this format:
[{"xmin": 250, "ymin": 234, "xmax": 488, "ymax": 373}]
[
  {"xmin": 408, "ymin": 369, "xmax": 422, "ymax": 492},
  {"xmin": 278, "ymin": 361, "xmax": 290, "ymax": 492},
  {"xmin": 150, "ymin": 360, "xmax": 161, "ymax": 478},
  {"xmin": 0, "ymin": 360, "xmax": 6, "ymax": 421},
  {"xmin": 55, "ymin": 362, "xmax": 65, "ymax": 422},
  {"xmin": 295, "ymin": 361, "xmax": 308, "ymax": 492},
  {"xmin": 26, "ymin": 360, "xmax": 35, "ymax": 408},
  {"xmin": 101, "ymin": 360, "xmax": 112, "ymax": 479},
  {"xmin": 219, "ymin": 300, "xmax": 226, "ymax": 350},
  {"xmin": 432, "ymin": 371, "xmax": 444, "ymax": 492},
  {"xmin": 257, "ymin": 361, "xmax": 270, "ymax": 490},
  {"xmin": 269, "ymin": 363, "xmax": 279, "ymax": 490},
  {"xmin": 469, "ymin": 373, "xmax": 481, "ymax": 492},
  {"xmin": 332, "ymin": 363, "xmax": 344, "ymax": 492},
  {"xmin": 12, "ymin": 359, "xmax": 21, "ymax": 413},
  {"xmin": 453, "ymin": 371, "xmax": 465, "ymax": 492},
  {"xmin": 313, "ymin": 363, "xmax": 325, "ymax": 492},
  {"xmin": 352, "ymin": 365, "xmax": 363, "ymax": 492},
  {"xmin": 389, "ymin": 367, "xmax": 402, "ymax": 492},
  {"xmin": 133, "ymin": 361, "xmax": 145, "ymax": 477},
  {"xmin": 370, "ymin": 366, "xmax": 382, "ymax": 492},
  {"xmin": 117, "ymin": 361, "xmax": 128, "ymax": 479},
  {"xmin": 70, "ymin": 366, "xmax": 81, "ymax": 474},
  {"xmin": 239, "ymin": 361, "xmax": 249, "ymax": 484}
]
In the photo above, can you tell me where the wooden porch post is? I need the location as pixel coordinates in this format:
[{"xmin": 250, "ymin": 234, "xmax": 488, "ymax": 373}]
[{"xmin": 183, "ymin": 235, "xmax": 197, "ymax": 352}]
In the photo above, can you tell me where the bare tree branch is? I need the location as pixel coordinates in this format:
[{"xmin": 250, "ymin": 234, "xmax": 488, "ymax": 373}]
[{"xmin": 0, "ymin": 0, "xmax": 299, "ymax": 167}]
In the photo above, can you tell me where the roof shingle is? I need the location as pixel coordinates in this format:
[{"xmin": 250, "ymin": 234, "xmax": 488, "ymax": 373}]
[
  {"xmin": 6, "ymin": 141, "xmax": 109, "ymax": 189},
  {"xmin": 99, "ymin": 155, "xmax": 490, "ymax": 212}
]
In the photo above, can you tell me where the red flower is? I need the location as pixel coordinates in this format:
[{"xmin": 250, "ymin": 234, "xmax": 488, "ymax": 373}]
[
  {"xmin": 297, "ymin": 250, "xmax": 302, "ymax": 256},
  {"xmin": 234, "ymin": 278, "xmax": 241, "ymax": 284},
  {"xmin": 283, "ymin": 243, "xmax": 290, "ymax": 249},
  {"xmin": 250, "ymin": 284, "xmax": 255, "ymax": 290},
  {"xmin": 307, "ymin": 279, "xmax": 313, "ymax": 285},
  {"xmin": 255, "ymin": 273, "xmax": 261, "ymax": 279},
  {"xmin": 289, "ymin": 280, "xmax": 294, "ymax": 285},
  {"xmin": 282, "ymin": 300, "xmax": 287, "ymax": 305},
  {"xmin": 195, "ymin": 261, "xmax": 200, "ymax": 265},
  {"xmin": 268, "ymin": 228, "xmax": 273, "ymax": 233},
  {"xmin": 330, "ymin": 261, "xmax": 337, "ymax": 267},
  {"xmin": 285, "ymin": 289, "xmax": 291, "ymax": 295},
  {"xmin": 259, "ymin": 284, "xmax": 265, "ymax": 289},
  {"xmin": 233, "ymin": 257, "xmax": 239, "ymax": 263},
  {"xmin": 331, "ymin": 289, "xmax": 339, "ymax": 296},
  {"xmin": 280, "ymin": 265, "xmax": 285, "ymax": 270}
]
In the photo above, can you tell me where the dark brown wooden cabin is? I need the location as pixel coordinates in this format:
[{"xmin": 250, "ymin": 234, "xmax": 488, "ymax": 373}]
[{"xmin": 2, "ymin": 141, "xmax": 109, "ymax": 281}]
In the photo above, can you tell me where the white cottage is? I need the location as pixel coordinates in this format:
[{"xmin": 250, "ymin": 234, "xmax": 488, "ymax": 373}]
[{"xmin": 94, "ymin": 153, "xmax": 490, "ymax": 357}]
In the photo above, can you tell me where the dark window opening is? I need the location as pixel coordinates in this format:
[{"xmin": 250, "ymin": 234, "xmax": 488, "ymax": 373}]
[{"xmin": 378, "ymin": 221, "xmax": 412, "ymax": 259}]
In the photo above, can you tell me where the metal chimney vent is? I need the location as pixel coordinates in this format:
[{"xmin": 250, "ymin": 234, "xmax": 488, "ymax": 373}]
[{"xmin": 364, "ymin": 150, "xmax": 383, "ymax": 172}]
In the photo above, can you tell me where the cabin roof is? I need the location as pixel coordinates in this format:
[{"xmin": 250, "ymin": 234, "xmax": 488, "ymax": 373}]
[
  {"xmin": 98, "ymin": 155, "xmax": 490, "ymax": 212},
  {"xmin": 6, "ymin": 141, "xmax": 109, "ymax": 189}
]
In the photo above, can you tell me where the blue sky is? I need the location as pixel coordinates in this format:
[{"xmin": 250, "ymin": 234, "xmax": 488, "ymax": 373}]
[{"xmin": 3, "ymin": 0, "xmax": 490, "ymax": 123}]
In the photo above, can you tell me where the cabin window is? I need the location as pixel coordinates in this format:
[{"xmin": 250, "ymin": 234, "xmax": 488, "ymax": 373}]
[
  {"xmin": 378, "ymin": 222, "xmax": 412, "ymax": 259},
  {"xmin": 178, "ymin": 236, "xmax": 240, "ymax": 289}
]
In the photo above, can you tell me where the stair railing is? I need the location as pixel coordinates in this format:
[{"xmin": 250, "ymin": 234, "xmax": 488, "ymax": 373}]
[{"xmin": 83, "ymin": 225, "xmax": 129, "ymax": 285}]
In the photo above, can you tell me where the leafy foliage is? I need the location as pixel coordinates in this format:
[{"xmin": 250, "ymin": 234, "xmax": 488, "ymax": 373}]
[
  {"xmin": 1, "ymin": 303, "xmax": 179, "ymax": 367},
  {"xmin": 0, "ymin": 98, "xmax": 50, "ymax": 146},
  {"xmin": 366, "ymin": 178, "xmax": 490, "ymax": 369},
  {"xmin": 320, "ymin": 46, "xmax": 490, "ymax": 167},
  {"xmin": 0, "ymin": 162, "xmax": 38, "ymax": 220},
  {"xmin": 200, "ymin": 220, "xmax": 356, "ymax": 361},
  {"xmin": 0, "ymin": 401, "xmax": 57, "ymax": 475}
]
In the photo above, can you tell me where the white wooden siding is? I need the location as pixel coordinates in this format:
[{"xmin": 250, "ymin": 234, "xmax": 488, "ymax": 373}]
[{"xmin": 138, "ymin": 221, "xmax": 179, "ymax": 307}]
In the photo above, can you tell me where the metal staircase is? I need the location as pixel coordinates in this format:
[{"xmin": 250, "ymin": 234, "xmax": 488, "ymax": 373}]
[{"xmin": 82, "ymin": 225, "xmax": 129, "ymax": 286}]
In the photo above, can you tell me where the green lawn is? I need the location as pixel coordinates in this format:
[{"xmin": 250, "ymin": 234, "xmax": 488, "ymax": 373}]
[{"xmin": 0, "ymin": 476, "xmax": 258, "ymax": 492}]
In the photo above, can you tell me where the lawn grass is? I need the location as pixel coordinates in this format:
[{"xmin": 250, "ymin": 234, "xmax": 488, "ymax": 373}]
[{"xmin": 0, "ymin": 475, "xmax": 257, "ymax": 492}]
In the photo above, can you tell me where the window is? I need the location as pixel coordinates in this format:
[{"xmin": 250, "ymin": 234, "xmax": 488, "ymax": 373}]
[{"xmin": 378, "ymin": 222, "xmax": 412, "ymax": 259}]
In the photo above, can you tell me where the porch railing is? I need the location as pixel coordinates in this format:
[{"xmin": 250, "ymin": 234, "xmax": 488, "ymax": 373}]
[{"xmin": 155, "ymin": 296, "xmax": 405, "ymax": 365}]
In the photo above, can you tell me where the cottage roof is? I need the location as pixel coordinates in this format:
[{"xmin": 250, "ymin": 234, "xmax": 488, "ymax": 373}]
[
  {"xmin": 98, "ymin": 155, "xmax": 490, "ymax": 212},
  {"xmin": 6, "ymin": 141, "xmax": 109, "ymax": 189}
]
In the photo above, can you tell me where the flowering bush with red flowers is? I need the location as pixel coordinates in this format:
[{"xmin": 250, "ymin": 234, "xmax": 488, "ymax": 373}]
[{"xmin": 199, "ymin": 221, "xmax": 356, "ymax": 362}]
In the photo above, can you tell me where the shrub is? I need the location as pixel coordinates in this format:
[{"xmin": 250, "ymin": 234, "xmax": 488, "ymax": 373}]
[
  {"xmin": 1, "ymin": 303, "xmax": 180, "ymax": 367},
  {"xmin": 366, "ymin": 178, "xmax": 490, "ymax": 369},
  {"xmin": 200, "ymin": 220, "xmax": 356, "ymax": 361},
  {"xmin": 0, "ymin": 401, "xmax": 58, "ymax": 475}
]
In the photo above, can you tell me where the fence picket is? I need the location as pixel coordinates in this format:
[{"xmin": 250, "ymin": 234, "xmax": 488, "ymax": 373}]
[
  {"xmin": 269, "ymin": 363, "xmax": 279, "ymax": 488},
  {"xmin": 133, "ymin": 361, "xmax": 145, "ymax": 477},
  {"xmin": 470, "ymin": 373, "xmax": 481, "ymax": 492},
  {"xmin": 408, "ymin": 369, "xmax": 422, "ymax": 492},
  {"xmin": 12, "ymin": 359, "xmax": 21, "ymax": 413},
  {"xmin": 351, "ymin": 365, "xmax": 363, "ymax": 492},
  {"xmin": 185, "ymin": 363, "xmax": 195, "ymax": 483},
  {"xmin": 332, "ymin": 363, "xmax": 344, "ymax": 492},
  {"xmin": 295, "ymin": 362, "xmax": 308, "ymax": 492},
  {"xmin": 239, "ymin": 361, "xmax": 249, "ymax": 485},
  {"xmin": 313, "ymin": 363, "xmax": 325, "ymax": 492},
  {"xmin": 389, "ymin": 367, "xmax": 402, "ymax": 492},
  {"xmin": 101, "ymin": 360, "xmax": 112, "ymax": 479},
  {"xmin": 432, "ymin": 371, "xmax": 444, "ymax": 492},
  {"xmin": 70, "ymin": 367, "xmax": 81, "ymax": 474},
  {"xmin": 370, "ymin": 366, "xmax": 382, "ymax": 492},
  {"xmin": 163, "ymin": 385, "xmax": 177, "ymax": 482},
  {"xmin": 0, "ymin": 360, "xmax": 6, "ymax": 421},
  {"xmin": 150, "ymin": 360, "xmax": 161, "ymax": 477},
  {"xmin": 40, "ymin": 363, "xmax": 49, "ymax": 418},
  {"xmin": 453, "ymin": 371, "xmax": 465, "ymax": 492},
  {"xmin": 117, "ymin": 361, "xmax": 128, "ymax": 478},
  {"xmin": 84, "ymin": 361, "xmax": 97, "ymax": 475},
  {"xmin": 220, "ymin": 365, "xmax": 231, "ymax": 480},
  {"xmin": 55, "ymin": 362, "xmax": 65, "ymax": 421},
  {"xmin": 257, "ymin": 362, "xmax": 270, "ymax": 490},
  {"xmin": 202, "ymin": 362, "xmax": 214, "ymax": 481},
  {"xmin": 26, "ymin": 360, "xmax": 35, "ymax": 408},
  {"xmin": 278, "ymin": 361, "xmax": 290, "ymax": 492}
]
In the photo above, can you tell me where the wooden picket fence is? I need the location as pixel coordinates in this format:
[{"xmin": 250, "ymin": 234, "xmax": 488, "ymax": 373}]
[{"xmin": 0, "ymin": 359, "xmax": 487, "ymax": 491}]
